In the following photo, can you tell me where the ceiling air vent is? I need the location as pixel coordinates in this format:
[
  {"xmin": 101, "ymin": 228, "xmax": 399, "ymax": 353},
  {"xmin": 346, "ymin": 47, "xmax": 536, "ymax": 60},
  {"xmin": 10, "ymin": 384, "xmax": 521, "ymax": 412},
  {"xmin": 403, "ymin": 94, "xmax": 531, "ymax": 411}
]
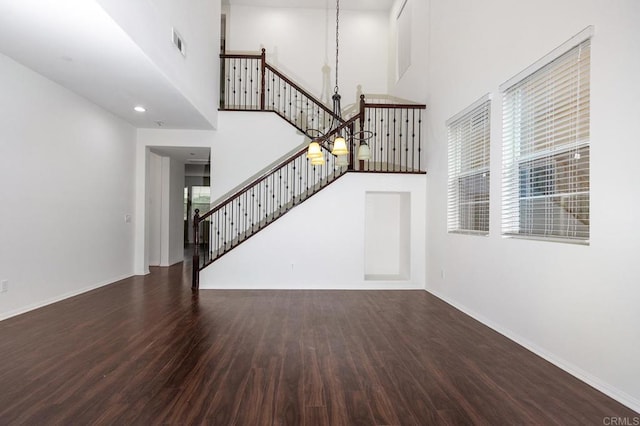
[{"xmin": 172, "ymin": 28, "xmax": 186, "ymax": 57}]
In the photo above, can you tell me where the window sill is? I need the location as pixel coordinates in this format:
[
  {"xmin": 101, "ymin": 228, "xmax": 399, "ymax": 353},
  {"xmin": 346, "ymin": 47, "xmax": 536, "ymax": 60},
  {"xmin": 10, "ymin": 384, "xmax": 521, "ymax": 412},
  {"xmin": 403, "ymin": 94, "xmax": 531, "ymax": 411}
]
[{"xmin": 502, "ymin": 233, "xmax": 589, "ymax": 246}]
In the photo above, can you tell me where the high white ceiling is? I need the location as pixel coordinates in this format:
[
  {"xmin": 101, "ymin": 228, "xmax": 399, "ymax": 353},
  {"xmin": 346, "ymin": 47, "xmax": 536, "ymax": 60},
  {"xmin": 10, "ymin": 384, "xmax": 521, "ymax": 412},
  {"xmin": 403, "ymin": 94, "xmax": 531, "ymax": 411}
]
[
  {"xmin": 0, "ymin": 0, "xmax": 394, "ymax": 131},
  {"xmin": 0, "ymin": 0, "xmax": 212, "ymax": 129},
  {"xmin": 223, "ymin": 0, "xmax": 395, "ymax": 10}
]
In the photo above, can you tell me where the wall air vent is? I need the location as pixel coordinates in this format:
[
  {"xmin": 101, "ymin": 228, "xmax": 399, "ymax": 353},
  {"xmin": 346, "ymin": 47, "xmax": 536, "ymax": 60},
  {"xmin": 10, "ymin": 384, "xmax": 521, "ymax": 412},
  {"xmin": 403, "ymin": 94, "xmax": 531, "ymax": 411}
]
[{"xmin": 172, "ymin": 28, "xmax": 186, "ymax": 57}]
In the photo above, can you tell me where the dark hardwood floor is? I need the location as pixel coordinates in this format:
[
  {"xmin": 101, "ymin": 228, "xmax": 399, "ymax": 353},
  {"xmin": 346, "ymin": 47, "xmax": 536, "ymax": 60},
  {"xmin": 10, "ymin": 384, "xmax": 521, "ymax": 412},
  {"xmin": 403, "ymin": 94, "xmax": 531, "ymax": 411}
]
[{"xmin": 0, "ymin": 263, "xmax": 636, "ymax": 425}]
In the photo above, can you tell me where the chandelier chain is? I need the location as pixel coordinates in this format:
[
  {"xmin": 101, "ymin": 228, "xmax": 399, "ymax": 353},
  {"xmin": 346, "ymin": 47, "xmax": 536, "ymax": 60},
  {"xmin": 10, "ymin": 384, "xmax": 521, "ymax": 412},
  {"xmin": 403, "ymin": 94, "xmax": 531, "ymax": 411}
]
[{"xmin": 335, "ymin": 0, "xmax": 339, "ymax": 94}]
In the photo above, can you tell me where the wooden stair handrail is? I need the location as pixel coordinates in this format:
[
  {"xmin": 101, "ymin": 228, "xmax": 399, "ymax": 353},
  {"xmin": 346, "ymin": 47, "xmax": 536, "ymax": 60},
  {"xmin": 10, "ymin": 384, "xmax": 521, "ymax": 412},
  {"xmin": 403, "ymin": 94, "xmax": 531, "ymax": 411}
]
[
  {"xmin": 220, "ymin": 49, "xmax": 343, "ymax": 122},
  {"xmin": 264, "ymin": 63, "xmax": 338, "ymax": 118},
  {"xmin": 219, "ymin": 49, "xmax": 426, "ymax": 115},
  {"xmin": 195, "ymin": 113, "xmax": 360, "ymax": 224},
  {"xmin": 363, "ymin": 102, "xmax": 426, "ymax": 109},
  {"xmin": 220, "ymin": 53, "xmax": 263, "ymax": 59}
]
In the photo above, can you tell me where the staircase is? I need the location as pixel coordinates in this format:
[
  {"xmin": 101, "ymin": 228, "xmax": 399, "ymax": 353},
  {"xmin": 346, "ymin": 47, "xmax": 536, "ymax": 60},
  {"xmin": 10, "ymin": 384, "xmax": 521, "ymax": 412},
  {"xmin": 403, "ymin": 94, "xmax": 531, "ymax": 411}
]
[{"xmin": 191, "ymin": 48, "xmax": 426, "ymax": 289}]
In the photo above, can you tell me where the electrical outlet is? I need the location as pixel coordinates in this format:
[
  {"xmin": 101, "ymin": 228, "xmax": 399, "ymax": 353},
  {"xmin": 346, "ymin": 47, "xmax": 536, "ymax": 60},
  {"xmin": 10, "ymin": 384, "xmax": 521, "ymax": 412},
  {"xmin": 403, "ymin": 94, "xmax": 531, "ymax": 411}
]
[
  {"xmin": 124, "ymin": 214, "xmax": 132, "ymax": 223},
  {"xmin": 0, "ymin": 280, "xmax": 8, "ymax": 293}
]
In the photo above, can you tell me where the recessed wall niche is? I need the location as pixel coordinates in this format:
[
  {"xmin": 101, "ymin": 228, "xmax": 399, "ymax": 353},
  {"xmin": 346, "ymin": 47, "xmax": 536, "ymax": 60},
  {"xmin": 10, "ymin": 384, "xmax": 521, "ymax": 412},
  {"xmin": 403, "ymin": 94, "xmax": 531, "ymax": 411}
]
[{"xmin": 364, "ymin": 191, "xmax": 410, "ymax": 281}]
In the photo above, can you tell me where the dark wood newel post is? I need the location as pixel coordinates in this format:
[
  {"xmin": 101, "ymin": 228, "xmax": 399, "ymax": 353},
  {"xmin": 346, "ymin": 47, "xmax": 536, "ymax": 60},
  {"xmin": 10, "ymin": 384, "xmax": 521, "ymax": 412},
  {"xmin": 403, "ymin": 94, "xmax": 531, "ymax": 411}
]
[
  {"xmin": 358, "ymin": 94, "xmax": 366, "ymax": 170},
  {"xmin": 260, "ymin": 48, "xmax": 266, "ymax": 111},
  {"xmin": 192, "ymin": 209, "xmax": 200, "ymax": 290}
]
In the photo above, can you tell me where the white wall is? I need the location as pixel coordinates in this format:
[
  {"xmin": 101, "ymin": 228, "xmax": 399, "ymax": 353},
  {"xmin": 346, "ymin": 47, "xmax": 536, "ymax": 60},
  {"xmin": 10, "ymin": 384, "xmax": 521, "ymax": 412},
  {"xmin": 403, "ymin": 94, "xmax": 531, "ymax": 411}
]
[
  {"xmin": 200, "ymin": 173, "xmax": 425, "ymax": 290},
  {"xmin": 168, "ymin": 157, "xmax": 185, "ymax": 265},
  {"xmin": 148, "ymin": 152, "xmax": 163, "ymax": 266},
  {"xmin": 159, "ymin": 157, "xmax": 171, "ymax": 265},
  {"xmin": 388, "ymin": 0, "xmax": 428, "ymax": 101},
  {"xmin": 147, "ymin": 152, "xmax": 185, "ymax": 267},
  {"xmin": 0, "ymin": 53, "xmax": 136, "ymax": 320},
  {"xmin": 95, "ymin": 0, "xmax": 221, "ymax": 127},
  {"xmin": 391, "ymin": 0, "xmax": 640, "ymax": 411},
  {"xmin": 364, "ymin": 191, "xmax": 410, "ymax": 279},
  {"xmin": 211, "ymin": 111, "xmax": 306, "ymax": 202},
  {"xmin": 226, "ymin": 5, "xmax": 389, "ymax": 109}
]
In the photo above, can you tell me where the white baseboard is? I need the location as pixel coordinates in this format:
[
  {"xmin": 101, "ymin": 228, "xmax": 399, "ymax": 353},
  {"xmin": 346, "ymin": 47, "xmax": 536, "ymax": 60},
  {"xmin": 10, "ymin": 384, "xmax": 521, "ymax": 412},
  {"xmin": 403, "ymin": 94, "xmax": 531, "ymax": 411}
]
[
  {"xmin": 0, "ymin": 272, "xmax": 133, "ymax": 322},
  {"xmin": 200, "ymin": 282, "xmax": 424, "ymax": 290},
  {"xmin": 426, "ymin": 289, "xmax": 640, "ymax": 414}
]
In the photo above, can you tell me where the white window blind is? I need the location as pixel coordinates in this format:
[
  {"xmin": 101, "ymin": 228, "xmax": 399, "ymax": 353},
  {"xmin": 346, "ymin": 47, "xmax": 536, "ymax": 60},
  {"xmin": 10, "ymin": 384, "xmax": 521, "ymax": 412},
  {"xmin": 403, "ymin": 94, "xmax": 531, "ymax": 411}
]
[
  {"xmin": 447, "ymin": 95, "xmax": 491, "ymax": 234},
  {"xmin": 502, "ymin": 37, "xmax": 590, "ymax": 243}
]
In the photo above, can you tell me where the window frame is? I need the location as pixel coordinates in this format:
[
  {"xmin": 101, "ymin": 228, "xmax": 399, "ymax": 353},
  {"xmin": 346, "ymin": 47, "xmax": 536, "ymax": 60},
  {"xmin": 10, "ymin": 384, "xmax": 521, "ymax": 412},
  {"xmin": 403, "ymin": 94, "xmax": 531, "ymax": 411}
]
[
  {"xmin": 500, "ymin": 27, "xmax": 592, "ymax": 244},
  {"xmin": 446, "ymin": 94, "xmax": 492, "ymax": 236}
]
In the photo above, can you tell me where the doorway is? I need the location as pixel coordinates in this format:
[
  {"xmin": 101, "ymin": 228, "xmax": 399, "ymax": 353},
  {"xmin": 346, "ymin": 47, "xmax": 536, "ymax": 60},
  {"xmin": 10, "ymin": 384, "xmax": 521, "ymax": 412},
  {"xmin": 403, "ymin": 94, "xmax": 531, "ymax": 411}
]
[{"xmin": 147, "ymin": 146, "xmax": 210, "ymax": 266}]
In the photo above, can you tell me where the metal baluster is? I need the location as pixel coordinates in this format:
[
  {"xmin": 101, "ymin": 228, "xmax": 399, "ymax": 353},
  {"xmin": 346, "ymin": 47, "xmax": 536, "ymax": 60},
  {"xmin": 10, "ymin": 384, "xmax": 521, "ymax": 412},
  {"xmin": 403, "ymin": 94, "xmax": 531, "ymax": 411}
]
[
  {"xmin": 277, "ymin": 75, "xmax": 281, "ymax": 115},
  {"xmin": 285, "ymin": 162, "xmax": 289, "ymax": 210},
  {"xmin": 418, "ymin": 110, "xmax": 422, "ymax": 171},
  {"xmin": 399, "ymin": 109, "xmax": 404, "ymax": 172},
  {"xmin": 271, "ymin": 173, "xmax": 275, "ymax": 217},
  {"xmin": 229, "ymin": 201, "xmax": 233, "ymax": 247},
  {"xmin": 250, "ymin": 186, "xmax": 255, "ymax": 233},
  {"xmin": 307, "ymin": 100, "xmax": 316, "ymax": 129},
  {"xmin": 242, "ymin": 58, "xmax": 246, "ymax": 108},
  {"xmin": 411, "ymin": 109, "xmax": 415, "ymax": 172},
  {"xmin": 264, "ymin": 179, "xmax": 268, "ymax": 223},
  {"xmin": 214, "ymin": 210, "xmax": 220, "ymax": 257},
  {"xmin": 244, "ymin": 57, "xmax": 247, "ymax": 108},
  {"xmin": 254, "ymin": 58, "xmax": 259, "ymax": 108},
  {"xmin": 245, "ymin": 191, "xmax": 249, "ymax": 238},
  {"xmin": 321, "ymin": 151, "xmax": 325, "ymax": 188},
  {"xmin": 248, "ymin": 58, "xmax": 252, "ymax": 108},
  {"xmin": 271, "ymin": 73, "xmax": 275, "ymax": 111},
  {"xmin": 239, "ymin": 193, "xmax": 243, "ymax": 241},
  {"xmin": 367, "ymin": 108, "xmax": 372, "ymax": 171},
  {"xmin": 392, "ymin": 109, "xmax": 397, "ymax": 171},
  {"xmin": 231, "ymin": 59, "xmax": 236, "ymax": 108},
  {"xmin": 313, "ymin": 158, "xmax": 317, "ymax": 194},
  {"xmin": 225, "ymin": 58, "xmax": 230, "ymax": 108},
  {"xmin": 278, "ymin": 168, "xmax": 282, "ymax": 215},
  {"xmin": 404, "ymin": 109, "xmax": 409, "ymax": 172},
  {"xmin": 287, "ymin": 84, "xmax": 292, "ymax": 123},
  {"xmin": 378, "ymin": 108, "xmax": 383, "ymax": 171},
  {"xmin": 255, "ymin": 59, "xmax": 259, "ymax": 109},
  {"xmin": 222, "ymin": 205, "xmax": 226, "ymax": 252},
  {"xmin": 292, "ymin": 157, "xmax": 297, "ymax": 205}
]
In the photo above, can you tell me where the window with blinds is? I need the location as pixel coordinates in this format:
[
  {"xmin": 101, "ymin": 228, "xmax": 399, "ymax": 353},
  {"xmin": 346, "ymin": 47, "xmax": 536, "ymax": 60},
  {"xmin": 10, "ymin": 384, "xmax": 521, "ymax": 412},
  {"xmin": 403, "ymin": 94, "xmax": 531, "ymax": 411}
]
[
  {"xmin": 502, "ymin": 34, "xmax": 591, "ymax": 243},
  {"xmin": 447, "ymin": 95, "xmax": 491, "ymax": 234}
]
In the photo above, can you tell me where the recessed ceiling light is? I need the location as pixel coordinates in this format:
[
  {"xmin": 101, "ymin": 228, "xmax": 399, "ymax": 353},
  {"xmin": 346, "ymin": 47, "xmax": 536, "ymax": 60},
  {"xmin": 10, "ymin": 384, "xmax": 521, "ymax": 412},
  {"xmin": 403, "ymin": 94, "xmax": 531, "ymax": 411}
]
[{"xmin": 134, "ymin": 106, "xmax": 146, "ymax": 112}]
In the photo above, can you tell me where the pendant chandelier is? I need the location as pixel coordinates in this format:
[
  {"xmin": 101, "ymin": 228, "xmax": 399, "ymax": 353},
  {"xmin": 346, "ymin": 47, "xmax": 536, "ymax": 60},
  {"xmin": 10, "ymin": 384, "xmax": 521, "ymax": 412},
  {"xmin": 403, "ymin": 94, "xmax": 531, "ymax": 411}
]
[{"xmin": 306, "ymin": 0, "xmax": 371, "ymax": 166}]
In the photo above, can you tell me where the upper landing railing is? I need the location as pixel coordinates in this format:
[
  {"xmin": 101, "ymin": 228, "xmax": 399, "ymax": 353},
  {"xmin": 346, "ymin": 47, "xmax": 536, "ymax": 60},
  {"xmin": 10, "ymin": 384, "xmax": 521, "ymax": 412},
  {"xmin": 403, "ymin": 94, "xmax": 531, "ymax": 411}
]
[
  {"xmin": 220, "ymin": 49, "xmax": 336, "ymax": 137},
  {"xmin": 219, "ymin": 48, "xmax": 427, "ymax": 173}
]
